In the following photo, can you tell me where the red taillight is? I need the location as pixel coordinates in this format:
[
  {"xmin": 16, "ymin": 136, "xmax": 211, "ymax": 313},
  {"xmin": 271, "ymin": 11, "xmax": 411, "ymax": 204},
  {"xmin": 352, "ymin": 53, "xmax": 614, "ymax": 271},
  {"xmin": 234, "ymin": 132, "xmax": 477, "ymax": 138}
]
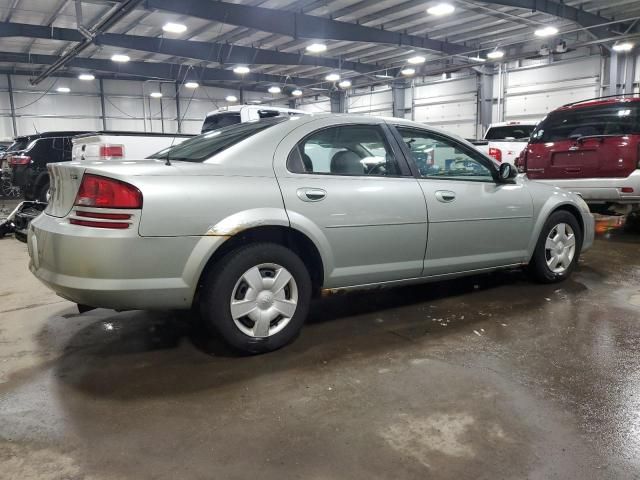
[
  {"xmin": 70, "ymin": 218, "xmax": 130, "ymax": 229},
  {"xmin": 8, "ymin": 155, "xmax": 31, "ymax": 166},
  {"xmin": 621, "ymin": 187, "xmax": 634, "ymax": 193},
  {"xmin": 99, "ymin": 144, "xmax": 124, "ymax": 159},
  {"xmin": 75, "ymin": 210, "xmax": 132, "ymax": 220},
  {"xmin": 488, "ymin": 147, "xmax": 502, "ymax": 162},
  {"xmin": 74, "ymin": 174, "xmax": 142, "ymax": 209}
]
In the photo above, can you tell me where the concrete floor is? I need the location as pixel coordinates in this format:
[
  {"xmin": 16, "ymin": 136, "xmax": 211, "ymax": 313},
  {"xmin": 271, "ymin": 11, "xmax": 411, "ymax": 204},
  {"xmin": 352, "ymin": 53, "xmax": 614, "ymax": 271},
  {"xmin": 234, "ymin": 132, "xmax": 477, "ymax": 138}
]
[{"xmin": 1, "ymin": 217, "xmax": 639, "ymax": 479}]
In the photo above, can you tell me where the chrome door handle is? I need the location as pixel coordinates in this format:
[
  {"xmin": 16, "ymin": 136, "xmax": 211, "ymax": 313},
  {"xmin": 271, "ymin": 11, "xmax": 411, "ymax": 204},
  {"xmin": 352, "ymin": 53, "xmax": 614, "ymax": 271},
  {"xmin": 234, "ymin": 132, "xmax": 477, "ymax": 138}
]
[
  {"xmin": 435, "ymin": 190, "xmax": 456, "ymax": 203},
  {"xmin": 297, "ymin": 188, "xmax": 327, "ymax": 202}
]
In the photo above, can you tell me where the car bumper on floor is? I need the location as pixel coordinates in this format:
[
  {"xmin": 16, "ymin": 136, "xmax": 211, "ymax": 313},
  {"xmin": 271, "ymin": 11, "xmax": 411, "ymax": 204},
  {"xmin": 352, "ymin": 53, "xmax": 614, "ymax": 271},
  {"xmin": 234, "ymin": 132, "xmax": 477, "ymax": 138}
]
[{"xmin": 27, "ymin": 213, "xmax": 226, "ymax": 310}]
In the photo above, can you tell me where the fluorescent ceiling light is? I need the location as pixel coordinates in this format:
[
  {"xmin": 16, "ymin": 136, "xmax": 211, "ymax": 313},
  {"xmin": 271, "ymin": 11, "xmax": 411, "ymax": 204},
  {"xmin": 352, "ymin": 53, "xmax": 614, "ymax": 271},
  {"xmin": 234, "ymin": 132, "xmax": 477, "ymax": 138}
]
[
  {"xmin": 535, "ymin": 26, "xmax": 558, "ymax": 37},
  {"xmin": 325, "ymin": 73, "xmax": 340, "ymax": 82},
  {"xmin": 338, "ymin": 80, "xmax": 352, "ymax": 88},
  {"xmin": 233, "ymin": 65, "xmax": 251, "ymax": 74},
  {"xmin": 468, "ymin": 56, "xmax": 486, "ymax": 62},
  {"xmin": 401, "ymin": 67, "xmax": 416, "ymax": 76},
  {"xmin": 291, "ymin": 89, "xmax": 303, "ymax": 96},
  {"xmin": 427, "ymin": 3, "xmax": 455, "ymax": 16},
  {"xmin": 78, "ymin": 73, "xmax": 95, "ymax": 81},
  {"xmin": 111, "ymin": 54, "xmax": 130, "ymax": 62},
  {"xmin": 613, "ymin": 42, "xmax": 634, "ymax": 52},
  {"xmin": 375, "ymin": 74, "xmax": 394, "ymax": 79},
  {"xmin": 150, "ymin": 92, "xmax": 163, "ymax": 98},
  {"xmin": 225, "ymin": 95, "xmax": 238, "ymax": 102},
  {"xmin": 268, "ymin": 86, "xmax": 281, "ymax": 94},
  {"xmin": 184, "ymin": 81, "xmax": 199, "ymax": 88},
  {"xmin": 162, "ymin": 22, "xmax": 187, "ymax": 34},
  {"xmin": 487, "ymin": 50, "xmax": 505, "ymax": 59},
  {"xmin": 56, "ymin": 87, "xmax": 70, "ymax": 93},
  {"xmin": 407, "ymin": 55, "xmax": 426, "ymax": 64},
  {"xmin": 306, "ymin": 43, "xmax": 327, "ymax": 53}
]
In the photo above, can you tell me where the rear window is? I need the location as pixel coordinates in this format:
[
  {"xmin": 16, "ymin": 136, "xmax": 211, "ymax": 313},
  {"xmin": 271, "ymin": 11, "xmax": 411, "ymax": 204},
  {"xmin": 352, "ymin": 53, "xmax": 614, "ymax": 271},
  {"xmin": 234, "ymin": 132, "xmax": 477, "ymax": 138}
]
[
  {"xmin": 485, "ymin": 125, "xmax": 535, "ymax": 140},
  {"xmin": 531, "ymin": 102, "xmax": 640, "ymax": 143},
  {"xmin": 150, "ymin": 118, "xmax": 286, "ymax": 163},
  {"xmin": 7, "ymin": 138, "xmax": 29, "ymax": 152},
  {"xmin": 201, "ymin": 112, "xmax": 241, "ymax": 133}
]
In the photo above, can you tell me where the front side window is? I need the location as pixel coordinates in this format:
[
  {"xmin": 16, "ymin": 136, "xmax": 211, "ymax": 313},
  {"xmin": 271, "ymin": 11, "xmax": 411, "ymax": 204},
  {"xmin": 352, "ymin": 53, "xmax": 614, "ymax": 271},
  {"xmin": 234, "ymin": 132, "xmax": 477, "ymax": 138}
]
[
  {"xmin": 396, "ymin": 127, "xmax": 494, "ymax": 182},
  {"xmin": 531, "ymin": 103, "xmax": 640, "ymax": 143},
  {"xmin": 287, "ymin": 125, "xmax": 402, "ymax": 177}
]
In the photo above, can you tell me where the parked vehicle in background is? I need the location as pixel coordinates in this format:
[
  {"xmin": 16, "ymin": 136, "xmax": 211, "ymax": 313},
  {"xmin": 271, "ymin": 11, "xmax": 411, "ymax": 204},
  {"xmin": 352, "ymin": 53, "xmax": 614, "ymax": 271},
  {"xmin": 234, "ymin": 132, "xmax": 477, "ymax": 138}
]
[
  {"xmin": 72, "ymin": 131, "xmax": 194, "ymax": 162},
  {"xmin": 473, "ymin": 121, "xmax": 538, "ymax": 164},
  {"xmin": 202, "ymin": 105, "xmax": 307, "ymax": 133},
  {"xmin": 1, "ymin": 136, "xmax": 33, "ymax": 198},
  {"xmin": 516, "ymin": 96, "xmax": 640, "ymax": 215},
  {"xmin": 8, "ymin": 131, "xmax": 89, "ymax": 201},
  {"xmin": 28, "ymin": 114, "xmax": 593, "ymax": 354}
]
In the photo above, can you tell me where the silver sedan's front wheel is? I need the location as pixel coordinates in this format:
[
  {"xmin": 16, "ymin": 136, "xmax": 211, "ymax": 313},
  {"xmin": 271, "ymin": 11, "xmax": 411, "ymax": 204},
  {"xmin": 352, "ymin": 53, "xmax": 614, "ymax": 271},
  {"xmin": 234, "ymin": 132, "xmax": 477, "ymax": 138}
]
[
  {"xmin": 545, "ymin": 223, "xmax": 576, "ymax": 274},
  {"xmin": 230, "ymin": 263, "xmax": 299, "ymax": 338},
  {"xmin": 200, "ymin": 243, "xmax": 312, "ymax": 354}
]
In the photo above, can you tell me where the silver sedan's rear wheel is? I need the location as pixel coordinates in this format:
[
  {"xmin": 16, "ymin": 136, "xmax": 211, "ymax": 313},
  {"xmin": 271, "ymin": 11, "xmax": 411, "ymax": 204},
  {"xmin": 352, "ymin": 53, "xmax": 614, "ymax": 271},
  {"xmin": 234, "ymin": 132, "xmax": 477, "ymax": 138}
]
[
  {"xmin": 529, "ymin": 211, "xmax": 582, "ymax": 284},
  {"xmin": 200, "ymin": 243, "xmax": 311, "ymax": 354},
  {"xmin": 230, "ymin": 263, "xmax": 299, "ymax": 338}
]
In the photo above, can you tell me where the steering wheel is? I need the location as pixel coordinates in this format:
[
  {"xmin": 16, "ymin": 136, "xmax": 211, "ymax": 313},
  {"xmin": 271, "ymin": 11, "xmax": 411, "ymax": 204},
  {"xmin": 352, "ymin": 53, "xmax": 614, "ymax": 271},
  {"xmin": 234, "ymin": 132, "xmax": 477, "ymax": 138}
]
[{"xmin": 366, "ymin": 162, "xmax": 388, "ymax": 175}]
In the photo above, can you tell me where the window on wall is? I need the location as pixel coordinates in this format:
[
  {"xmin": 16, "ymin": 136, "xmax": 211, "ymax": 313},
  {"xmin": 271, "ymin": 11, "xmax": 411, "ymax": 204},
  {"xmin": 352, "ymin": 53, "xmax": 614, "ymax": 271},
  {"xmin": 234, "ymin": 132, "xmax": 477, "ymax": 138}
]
[
  {"xmin": 396, "ymin": 127, "xmax": 494, "ymax": 182},
  {"xmin": 287, "ymin": 125, "xmax": 404, "ymax": 177}
]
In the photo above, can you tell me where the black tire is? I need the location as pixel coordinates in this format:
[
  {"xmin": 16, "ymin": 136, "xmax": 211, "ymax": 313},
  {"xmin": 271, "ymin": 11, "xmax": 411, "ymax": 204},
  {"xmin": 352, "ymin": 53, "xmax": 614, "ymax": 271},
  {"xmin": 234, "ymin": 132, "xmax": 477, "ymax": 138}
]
[
  {"xmin": 199, "ymin": 243, "xmax": 312, "ymax": 354},
  {"xmin": 37, "ymin": 181, "xmax": 50, "ymax": 203},
  {"xmin": 625, "ymin": 211, "xmax": 640, "ymax": 233},
  {"xmin": 528, "ymin": 211, "xmax": 583, "ymax": 284}
]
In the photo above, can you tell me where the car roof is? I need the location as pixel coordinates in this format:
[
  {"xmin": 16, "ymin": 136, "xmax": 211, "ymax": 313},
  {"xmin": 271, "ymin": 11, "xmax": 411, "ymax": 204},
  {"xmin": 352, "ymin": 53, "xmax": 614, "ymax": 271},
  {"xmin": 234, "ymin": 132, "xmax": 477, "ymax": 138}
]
[
  {"xmin": 557, "ymin": 96, "xmax": 640, "ymax": 111},
  {"xmin": 205, "ymin": 105, "xmax": 307, "ymax": 116}
]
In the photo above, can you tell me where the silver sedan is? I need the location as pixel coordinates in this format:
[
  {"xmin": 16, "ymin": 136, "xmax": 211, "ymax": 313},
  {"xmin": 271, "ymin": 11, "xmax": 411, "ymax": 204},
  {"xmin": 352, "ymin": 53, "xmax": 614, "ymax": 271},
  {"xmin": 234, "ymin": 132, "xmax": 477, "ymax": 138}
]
[{"xmin": 28, "ymin": 114, "xmax": 594, "ymax": 353}]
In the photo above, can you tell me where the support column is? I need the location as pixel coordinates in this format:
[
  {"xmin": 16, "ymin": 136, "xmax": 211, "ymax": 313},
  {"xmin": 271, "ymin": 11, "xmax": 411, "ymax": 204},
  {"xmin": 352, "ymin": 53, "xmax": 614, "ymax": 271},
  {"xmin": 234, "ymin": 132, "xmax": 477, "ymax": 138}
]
[
  {"xmin": 477, "ymin": 69, "xmax": 494, "ymax": 138},
  {"xmin": 330, "ymin": 90, "xmax": 346, "ymax": 113},
  {"xmin": 98, "ymin": 78, "xmax": 107, "ymax": 130},
  {"xmin": 288, "ymin": 99, "xmax": 297, "ymax": 109},
  {"xmin": 392, "ymin": 79, "xmax": 408, "ymax": 119},
  {"xmin": 7, "ymin": 74, "xmax": 17, "ymax": 137},
  {"xmin": 607, "ymin": 52, "xmax": 620, "ymax": 96},
  {"xmin": 175, "ymin": 82, "xmax": 182, "ymax": 133}
]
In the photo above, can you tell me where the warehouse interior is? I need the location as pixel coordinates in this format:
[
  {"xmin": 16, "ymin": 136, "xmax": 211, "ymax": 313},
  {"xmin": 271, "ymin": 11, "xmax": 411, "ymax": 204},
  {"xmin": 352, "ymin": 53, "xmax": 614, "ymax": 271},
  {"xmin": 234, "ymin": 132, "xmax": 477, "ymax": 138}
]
[{"xmin": 1, "ymin": 1, "xmax": 640, "ymax": 479}]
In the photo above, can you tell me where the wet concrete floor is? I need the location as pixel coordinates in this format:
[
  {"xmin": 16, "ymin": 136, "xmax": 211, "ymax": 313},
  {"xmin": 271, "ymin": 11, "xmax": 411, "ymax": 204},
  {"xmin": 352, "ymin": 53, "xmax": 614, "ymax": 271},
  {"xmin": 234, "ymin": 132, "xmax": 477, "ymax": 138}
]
[{"xmin": 1, "ymin": 219, "xmax": 640, "ymax": 479}]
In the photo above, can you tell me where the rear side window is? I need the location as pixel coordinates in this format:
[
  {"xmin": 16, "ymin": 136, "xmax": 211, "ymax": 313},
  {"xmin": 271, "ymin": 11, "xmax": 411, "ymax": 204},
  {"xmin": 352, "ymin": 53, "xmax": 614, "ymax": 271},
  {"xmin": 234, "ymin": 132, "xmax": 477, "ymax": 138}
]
[
  {"xmin": 150, "ymin": 118, "xmax": 286, "ymax": 162},
  {"xmin": 532, "ymin": 103, "xmax": 640, "ymax": 142},
  {"xmin": 201, "ymin": 112, "xmax": 241, "ymax": 133}
]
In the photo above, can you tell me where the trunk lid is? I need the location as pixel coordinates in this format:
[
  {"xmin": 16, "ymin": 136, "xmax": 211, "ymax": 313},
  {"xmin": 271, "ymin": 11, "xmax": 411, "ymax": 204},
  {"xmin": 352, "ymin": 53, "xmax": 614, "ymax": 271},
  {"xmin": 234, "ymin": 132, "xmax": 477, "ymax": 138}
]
[{"xmin": 46, "ymin": 162, "xmax": 86, "ymax": 217}]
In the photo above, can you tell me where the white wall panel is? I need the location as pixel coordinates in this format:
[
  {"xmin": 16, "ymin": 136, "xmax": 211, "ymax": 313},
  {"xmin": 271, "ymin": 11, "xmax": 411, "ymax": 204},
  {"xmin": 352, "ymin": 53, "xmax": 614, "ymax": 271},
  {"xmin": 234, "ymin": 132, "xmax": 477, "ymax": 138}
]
[
  {"xmin": 297, "ymin": 99, "xmax": 331, "ymax": 112},
  {"xmin": 348, "ymin": 87, "xmax": 393, "ymax": 115}
]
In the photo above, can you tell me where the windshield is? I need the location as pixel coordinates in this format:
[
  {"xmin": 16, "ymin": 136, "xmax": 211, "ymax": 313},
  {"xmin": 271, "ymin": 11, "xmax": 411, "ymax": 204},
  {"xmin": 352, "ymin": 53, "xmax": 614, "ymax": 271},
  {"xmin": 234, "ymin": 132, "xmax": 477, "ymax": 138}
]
[
  {"xmin": 201, "ymin": 112, "xmax": 241, "ymax": 133},
  {"xmin": 485, "ymin": 125, "xmax": 536, "ymax": 140},
  {"xmin": 150, "ymin": 118, "xmax": 286, "ymax": 162}
]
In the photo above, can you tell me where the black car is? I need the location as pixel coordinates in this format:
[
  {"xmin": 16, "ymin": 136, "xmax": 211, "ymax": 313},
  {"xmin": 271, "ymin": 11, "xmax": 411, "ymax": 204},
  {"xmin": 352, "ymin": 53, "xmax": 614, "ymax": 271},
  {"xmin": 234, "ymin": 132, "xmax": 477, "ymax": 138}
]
[{"xmin": 8, "ymin": 131, "xmax": 89, "ymax": 201}]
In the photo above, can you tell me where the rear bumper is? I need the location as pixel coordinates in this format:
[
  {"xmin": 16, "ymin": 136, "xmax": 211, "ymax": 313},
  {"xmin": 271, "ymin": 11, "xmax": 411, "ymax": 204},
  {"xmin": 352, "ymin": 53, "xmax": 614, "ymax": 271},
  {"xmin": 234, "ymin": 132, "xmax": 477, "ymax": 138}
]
[
  {"xmin": 533, "ymin": 171, "xmax": 640, "ymax": 205},
  {"xmin": 28, "ymin": 213, "xmax": 226, "ymax": 310}
]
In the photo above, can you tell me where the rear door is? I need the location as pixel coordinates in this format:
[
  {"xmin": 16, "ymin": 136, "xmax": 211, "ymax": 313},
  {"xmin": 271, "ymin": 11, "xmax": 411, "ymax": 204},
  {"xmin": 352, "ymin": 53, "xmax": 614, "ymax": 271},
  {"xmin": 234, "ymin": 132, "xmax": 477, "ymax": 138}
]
[
  {"xmin": 526, "ymin": 102, "xmax": 640, "ymax": 179},
  {"xmin": 274, "ymin": 118, "xmax": 428, "ymax": 288}
]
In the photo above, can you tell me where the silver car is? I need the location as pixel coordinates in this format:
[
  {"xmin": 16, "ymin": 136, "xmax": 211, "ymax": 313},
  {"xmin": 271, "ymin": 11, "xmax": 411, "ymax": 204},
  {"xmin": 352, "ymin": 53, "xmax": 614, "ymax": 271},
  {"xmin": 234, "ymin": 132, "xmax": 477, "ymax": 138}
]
[{"xmin": 28, "ymin": 114, "xmax": 595, "ymax": 353}]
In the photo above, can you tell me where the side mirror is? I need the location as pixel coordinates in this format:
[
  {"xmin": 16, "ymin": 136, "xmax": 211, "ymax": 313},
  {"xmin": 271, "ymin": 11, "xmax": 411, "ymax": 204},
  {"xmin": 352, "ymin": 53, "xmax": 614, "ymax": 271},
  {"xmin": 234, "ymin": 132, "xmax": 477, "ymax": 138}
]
[{"xmin": 498, "ymin": 162, "xmax": 518, "ymax": 181}]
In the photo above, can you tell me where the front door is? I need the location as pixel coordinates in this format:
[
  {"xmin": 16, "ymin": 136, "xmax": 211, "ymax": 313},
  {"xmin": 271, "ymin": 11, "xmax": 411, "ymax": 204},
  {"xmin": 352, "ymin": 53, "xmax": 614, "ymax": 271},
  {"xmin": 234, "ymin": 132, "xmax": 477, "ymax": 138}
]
[
  {"xmin": 393, "ymin": 126, "xmax": 534, "ymax": 276},
  {"xmin": 274, "ymin": 119, "xmax": 428, "ymax": 288}
]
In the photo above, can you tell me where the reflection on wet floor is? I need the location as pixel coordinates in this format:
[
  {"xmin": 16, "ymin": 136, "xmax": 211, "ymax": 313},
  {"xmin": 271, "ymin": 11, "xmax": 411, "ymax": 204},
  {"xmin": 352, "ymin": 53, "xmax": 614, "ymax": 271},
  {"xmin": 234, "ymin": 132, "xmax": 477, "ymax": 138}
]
[{"xmin": 593, "ymin": 213, "xmax": 627, "ymax": 235}]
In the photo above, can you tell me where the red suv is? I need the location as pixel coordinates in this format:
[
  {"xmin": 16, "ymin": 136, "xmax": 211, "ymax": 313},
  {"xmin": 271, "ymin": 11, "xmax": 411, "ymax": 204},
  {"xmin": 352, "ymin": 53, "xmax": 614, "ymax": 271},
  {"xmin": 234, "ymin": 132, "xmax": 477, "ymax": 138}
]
[{"xmin": 517, "ymin": 96, "xmax": 640, "ymax": 215}]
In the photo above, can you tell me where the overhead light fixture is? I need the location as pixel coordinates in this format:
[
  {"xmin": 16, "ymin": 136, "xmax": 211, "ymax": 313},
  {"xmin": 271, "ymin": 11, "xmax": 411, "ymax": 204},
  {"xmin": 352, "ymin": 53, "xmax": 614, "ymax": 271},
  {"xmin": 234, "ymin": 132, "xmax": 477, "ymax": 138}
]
[
  {"xmin": 613, "ymin": 42, "xmax": 634, "ymax": 52},
  {"xmin": 325, "ymin": 73, "xmax": 340, "ymax": 82},
  {"xmin": 487, "ymin": 50, "xmax": 505, "ymax": 59},
  {"xmin": 225, "ymin": 95, "xmax": 238, "ymax": 102},
  {"xmin": 338, "ymin": 79, "xmax": 352, "ymax": 88},
  {"xmin": 56, "ymin": 87, "xmax": 70, "ymax": 93},
  {"xmin": 150, "ymin": 92, "xmax": 163, "ymax": 98},
  {"xmin": 535, "ymin": 26, "xmax": 558, "ymax": 37},
  {"xmin": 162, "ymin": 22, "xmax": 187, "ymax": 34},
  {"xmin": 111, "ymin": 54, "xmax": 130, "ymax": 63},
  {"xmin": 427, "ymin": 3, "xmax": 455, "ymax": 16},
  {"xmin": 184, "ymin": 81, "xmax": 199, "ymax": 89},
  {"xmin": 306, "ymin": 43, "xmax": 327, "ymax": 53},
  {"xmin": 268, "ymin": 86, "xmax": 281, "ymax": 94},
  {"xmin": 291, "ymin": 89, "xmax": 303, "ymax": 96},
  {"xmin": 407, "ymin": 55, "xmax": 426, "ymax": 65},
  {"xmin": 401, "ymin": 67, "xmax": 416, "ymax": 76},
  {"xmin": 375, "ymin": 73, "xmax": 394, "ymax": 79},
  {"xmin": 467, "ymin": 56, "xmax": 486, "ymax": 62},
  {"xmin": 233, "ymin": 65, "xmax": 251, "ymax": 74},
  {"xmin": 78, "ymin": 73, "xmax": 95, "ymax": 81}
]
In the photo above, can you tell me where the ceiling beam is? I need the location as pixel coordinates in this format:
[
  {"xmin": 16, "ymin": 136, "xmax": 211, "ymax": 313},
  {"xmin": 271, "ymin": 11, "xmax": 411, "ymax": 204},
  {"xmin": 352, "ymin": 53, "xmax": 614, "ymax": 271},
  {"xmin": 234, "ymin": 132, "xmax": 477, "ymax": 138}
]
[
  {"xmin": 0, "ymin": 22, "xmax": 383, "ymax": 74},
  {"xmin": 485, "ymin": 0, "xmax": 636, "ymax": 38},
  {"xmin": 139, "ymin": 0, "xmax": 472, "ymax": 55},
  {"xmin": 0, "ymin": 51, "xmax": 316, "ymax": 87}
]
